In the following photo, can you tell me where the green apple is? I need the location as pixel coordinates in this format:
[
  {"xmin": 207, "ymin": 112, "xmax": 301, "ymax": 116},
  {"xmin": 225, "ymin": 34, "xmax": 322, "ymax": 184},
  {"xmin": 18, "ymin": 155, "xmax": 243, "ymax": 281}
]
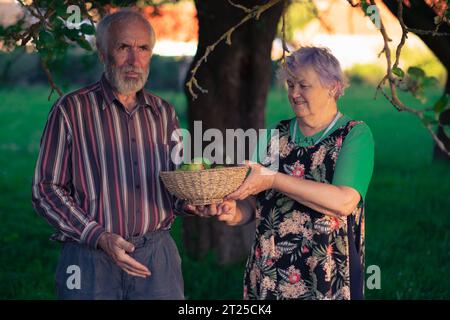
[
  {"xmin": 176, "ymin": 158, "xmax": 214, "ymax": 171},
  {"xmin": 176, "ymin": 164, "xmax": 191, "ymax": 171},
  {"xmin": 177, "ymin": 162, "xmax": 204, "ymax": 171},
  {"xmin": 192, "ymin": 157, "xmax": 211, "ymax": 169},
  {"xmin": 186, "ymin": 163, "xmax": 204, "ymax": 171}
]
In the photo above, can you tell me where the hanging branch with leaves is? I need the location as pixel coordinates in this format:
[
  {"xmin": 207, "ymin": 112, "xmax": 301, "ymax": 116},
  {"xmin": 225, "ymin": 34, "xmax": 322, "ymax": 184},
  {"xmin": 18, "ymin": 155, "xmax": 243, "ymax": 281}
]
[
  {"xmin": 1, "ymin": 0, "xmax": 99, "ymax": 99},
  {"xmin": 0, "ymin": 0, "xmax": 175, "ymax": 100},
  {"xmin": 356, "ymin": 0, "xmax": 450, "ymax": 156},
  {"xmin": 186, "ymin": 0, "xmax": 449, "ymax": 155},
  {"xmin": 0, "ymin": 0, "xmax": 449, "ymax": 154}
]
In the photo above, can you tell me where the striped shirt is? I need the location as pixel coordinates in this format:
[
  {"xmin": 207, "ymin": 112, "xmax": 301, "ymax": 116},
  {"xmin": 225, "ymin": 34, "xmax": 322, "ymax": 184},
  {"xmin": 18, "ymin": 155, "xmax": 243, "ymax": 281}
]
[{"xmin": 32, "ymin": 74, "xmax": 184, "ymax": 248}]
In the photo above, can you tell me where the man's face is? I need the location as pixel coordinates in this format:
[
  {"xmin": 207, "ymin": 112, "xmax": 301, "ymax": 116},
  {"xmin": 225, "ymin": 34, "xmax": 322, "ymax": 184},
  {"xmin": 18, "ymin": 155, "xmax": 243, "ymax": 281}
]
[{"xmin": 103, "ymin": 20, "xmax": 153, "ymax": 95}]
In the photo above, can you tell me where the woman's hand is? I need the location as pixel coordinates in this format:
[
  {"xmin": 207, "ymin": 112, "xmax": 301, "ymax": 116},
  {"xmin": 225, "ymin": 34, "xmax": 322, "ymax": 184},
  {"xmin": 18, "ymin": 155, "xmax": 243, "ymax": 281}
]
[{"xmin": 225, "ymin": 161, "xmax": 276, "ymax": 201}]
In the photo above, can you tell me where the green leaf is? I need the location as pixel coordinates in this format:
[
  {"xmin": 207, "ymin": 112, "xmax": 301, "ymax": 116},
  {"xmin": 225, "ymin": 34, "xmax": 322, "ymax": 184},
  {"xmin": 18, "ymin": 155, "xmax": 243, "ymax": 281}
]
[
  {"xmin": 434, "ymin": 15, "xmax": 442, "ymax": 25},
  {"xmin": 434, "ymin": 94, "xmax": 449, "ymax": 113},
  {"xmin": 407, "ymin": 66, "xmax": 425, "ymax": 79},
  {"xmin": 80, "ymin": 23, "xmax": 96, "ymax": 35},
  {"xmin": 279, "ymin": 199, "xmax": 294, "ymax": 214},
  {"xmin": 52, "ymin": 17, "xmax": 65, "ymax": 35},
  {"xmin": 54, "ymin": 0, "xmax": 68, "ymax": 19},
  {"xmin": 77, "ymin": 37, "xmax": 92, "ymax": 51},
  {"xmin": 39, "ymin": 30, "xmax": 53, "ymax": 44},
  {"xmin": 63, "ymin": 27, "xmax": 80, "ymax": 41},
  {"xmin": 335, "ymin": 237, "xmax": 346, "ymax": 255},
  {"xmin": 392, "ymin": 67, "xmax": 404, "ymax": 78},
  {"xmin": 39, "ymin": 47, "xmax": 50, "ymax": 58},
  {"xmin": 422, "ymin": 114, "xmax": 438, "ymax": 126},
  {"xmin": 361, "ymin": 1, "xmax": 370, "ymax": 15},
  {"xmin": 422, "ymin": 76, "xmax": 439, "ymax": 88}
]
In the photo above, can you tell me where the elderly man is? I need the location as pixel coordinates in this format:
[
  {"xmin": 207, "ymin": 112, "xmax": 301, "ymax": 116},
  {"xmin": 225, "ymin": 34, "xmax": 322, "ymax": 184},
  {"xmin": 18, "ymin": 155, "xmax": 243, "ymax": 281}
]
[{"xmin": 32, "ymin": 10, "xmax": 189, "ymax": 300}]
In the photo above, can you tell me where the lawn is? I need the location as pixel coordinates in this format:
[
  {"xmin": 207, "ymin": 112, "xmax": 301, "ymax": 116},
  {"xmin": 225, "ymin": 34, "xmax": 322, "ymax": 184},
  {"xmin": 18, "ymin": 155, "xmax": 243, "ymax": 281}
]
[{"xmin": 0, "ymin": 84, "xmax": 449, "ymax": 299}]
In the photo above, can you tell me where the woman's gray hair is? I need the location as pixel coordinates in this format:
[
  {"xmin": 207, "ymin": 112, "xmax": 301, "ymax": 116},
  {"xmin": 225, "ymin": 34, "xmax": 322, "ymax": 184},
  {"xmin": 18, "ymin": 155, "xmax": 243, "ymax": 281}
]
[
  {"xmin": 96, "ymin": 9, "xmax": 156, "ymax": 54},
  {"xmin": 277, "ymin": 46, "xmax": 348, "ymax": 100}
]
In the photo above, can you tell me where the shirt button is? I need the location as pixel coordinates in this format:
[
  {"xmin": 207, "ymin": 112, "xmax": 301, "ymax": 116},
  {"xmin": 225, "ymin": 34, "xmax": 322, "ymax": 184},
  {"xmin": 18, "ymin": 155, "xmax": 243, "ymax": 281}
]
[
  {"xmin": 136, "ymin": 185, "xmax": 140, "ymax": 189},
  {"xmin": 131, "ymin": 138, "xmax": 136, "ymax": 143},
  {"xmin": 134, "ymin": 161, "xmax": 138, "ymax": 166}
]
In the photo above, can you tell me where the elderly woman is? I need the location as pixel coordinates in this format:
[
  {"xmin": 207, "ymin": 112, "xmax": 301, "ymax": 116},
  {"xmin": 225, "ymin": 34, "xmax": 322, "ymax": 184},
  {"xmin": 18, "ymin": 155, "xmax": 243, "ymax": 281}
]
[{"xmin": 188, "ymin": 46, "xmax": 374, "ymax": 300}]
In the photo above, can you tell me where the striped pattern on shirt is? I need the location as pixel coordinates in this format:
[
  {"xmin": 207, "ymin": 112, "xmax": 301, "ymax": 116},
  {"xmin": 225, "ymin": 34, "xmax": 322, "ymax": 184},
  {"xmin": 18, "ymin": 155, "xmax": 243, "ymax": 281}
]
[{"xmin": 32, "ymin": 75, "xmax": 183, "ymax": 248}]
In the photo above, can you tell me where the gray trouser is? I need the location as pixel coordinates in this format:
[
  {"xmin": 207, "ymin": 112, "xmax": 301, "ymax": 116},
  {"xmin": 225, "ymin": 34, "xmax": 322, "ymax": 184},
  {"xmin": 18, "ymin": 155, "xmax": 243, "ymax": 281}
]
[{"xmin": 55, "ymin": 230, "xmax": 184, "ymax": 300}]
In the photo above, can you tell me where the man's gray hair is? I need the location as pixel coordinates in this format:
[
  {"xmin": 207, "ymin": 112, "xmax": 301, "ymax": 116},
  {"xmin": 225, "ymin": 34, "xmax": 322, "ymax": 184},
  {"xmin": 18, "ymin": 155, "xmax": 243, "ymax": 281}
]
[
  {"xmin": 96, "ymin": 9, "xmax": 156, "ymax": 54},
  {"xmin": 277, "ymin": 46, "xmax": 348, "ymax": 100}
]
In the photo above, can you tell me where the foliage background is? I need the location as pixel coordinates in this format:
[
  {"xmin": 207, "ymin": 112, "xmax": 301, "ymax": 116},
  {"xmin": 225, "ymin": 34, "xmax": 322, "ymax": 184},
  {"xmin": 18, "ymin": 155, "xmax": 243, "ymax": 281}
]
[{"xmin": 0, "ymin": 51, "xmax": 449, "ymax": 298}]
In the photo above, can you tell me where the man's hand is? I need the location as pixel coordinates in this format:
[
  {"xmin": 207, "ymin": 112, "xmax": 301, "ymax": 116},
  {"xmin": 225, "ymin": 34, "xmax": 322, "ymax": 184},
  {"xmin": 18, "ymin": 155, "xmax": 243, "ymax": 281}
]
[
  {"xmin": 184, "ymin": 200, "xmax": 241, "ymax": 225},
  {"xmin": 183, "ymin": 202, "xmax": 220, "ymax": 217},
  {"xmin": 97, "ymin": 233, "xmax": 151, "ymax": 278},
  {"xmin": 216, "ymin": 200, "xmax": 240, "ymax": 225}
]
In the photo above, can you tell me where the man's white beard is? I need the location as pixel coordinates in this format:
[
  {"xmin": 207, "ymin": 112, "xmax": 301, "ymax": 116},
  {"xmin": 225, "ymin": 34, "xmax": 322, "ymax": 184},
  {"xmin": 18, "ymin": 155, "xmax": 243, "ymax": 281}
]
[{"xmin": 105, "ymin": 61, "xmax": 149, "ymax": 95}]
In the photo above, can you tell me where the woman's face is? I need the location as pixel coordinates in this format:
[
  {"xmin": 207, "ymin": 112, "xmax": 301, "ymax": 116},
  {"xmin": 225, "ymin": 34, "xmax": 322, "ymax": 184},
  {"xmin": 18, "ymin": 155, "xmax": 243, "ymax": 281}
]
[{"xmin": 286, "ymin": 67, "xmax": 334, "ymax": 119}]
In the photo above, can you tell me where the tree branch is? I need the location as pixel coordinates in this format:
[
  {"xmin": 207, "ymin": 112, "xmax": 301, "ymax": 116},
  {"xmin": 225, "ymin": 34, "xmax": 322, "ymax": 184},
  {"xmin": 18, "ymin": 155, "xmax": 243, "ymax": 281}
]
[
  {"xmin": 350, "ymin": 0, "xmax": 450, "ymax": 156},
  {"xmin": 186, "ymin": 0, "xmax": 284, "ymax": 100},
  {"xmin": 41, "ymin": 58, "xmax": 63, "ymax": 99}
]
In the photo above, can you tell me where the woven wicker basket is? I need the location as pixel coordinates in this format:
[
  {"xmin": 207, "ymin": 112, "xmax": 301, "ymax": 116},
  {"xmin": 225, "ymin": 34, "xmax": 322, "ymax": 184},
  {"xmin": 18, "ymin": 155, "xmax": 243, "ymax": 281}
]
[{"xmin": 160, "ymin": 166, "xmax": 249, "ymax": 205}]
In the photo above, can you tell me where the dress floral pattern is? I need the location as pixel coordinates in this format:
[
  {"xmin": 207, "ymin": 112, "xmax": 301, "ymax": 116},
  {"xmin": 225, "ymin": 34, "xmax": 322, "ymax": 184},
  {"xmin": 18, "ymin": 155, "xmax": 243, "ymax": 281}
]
[{"xmin": 243, "ymin": 119, "xmax": 365, "ymax": 300}]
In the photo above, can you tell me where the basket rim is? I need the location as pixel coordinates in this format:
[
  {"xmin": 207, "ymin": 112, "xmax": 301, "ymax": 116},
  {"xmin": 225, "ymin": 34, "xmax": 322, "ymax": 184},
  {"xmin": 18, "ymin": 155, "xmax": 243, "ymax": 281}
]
[{"xmin": 160, "ymin": 165, "xmax": 249, "ymax": 174}]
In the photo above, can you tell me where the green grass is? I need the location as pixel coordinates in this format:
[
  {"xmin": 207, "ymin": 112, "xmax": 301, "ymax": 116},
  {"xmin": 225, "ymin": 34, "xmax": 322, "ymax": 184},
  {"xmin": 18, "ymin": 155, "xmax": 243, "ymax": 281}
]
[{"xmin": 0, "ymin": 84, "xmax": 449, "ymax": 299}]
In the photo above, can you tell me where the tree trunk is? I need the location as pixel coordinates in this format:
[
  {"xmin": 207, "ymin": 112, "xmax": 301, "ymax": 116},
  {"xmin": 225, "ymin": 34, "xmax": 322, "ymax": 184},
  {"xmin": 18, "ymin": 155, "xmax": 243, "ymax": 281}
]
[
  {"xmin": 182, "ymin": 0, "xmax": 283, "ymax": 265},
  {"xmin": 383, "ymin": 0, "xmax": 450, "ymax": 161}
]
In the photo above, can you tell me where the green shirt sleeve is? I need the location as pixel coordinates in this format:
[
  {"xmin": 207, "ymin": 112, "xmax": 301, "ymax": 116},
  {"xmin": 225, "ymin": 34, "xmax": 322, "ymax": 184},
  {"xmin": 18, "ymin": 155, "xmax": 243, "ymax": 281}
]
[{"xmin": 332, "ymin": 122, "xmax": 375, "ymax": 200}]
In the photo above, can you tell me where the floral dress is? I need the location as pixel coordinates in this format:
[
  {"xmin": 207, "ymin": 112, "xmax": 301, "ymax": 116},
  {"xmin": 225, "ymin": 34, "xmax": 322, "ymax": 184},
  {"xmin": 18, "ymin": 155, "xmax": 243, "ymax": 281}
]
[{"xmin": 243, "ymin": 119, "xmax": 365, "ymax": 300}]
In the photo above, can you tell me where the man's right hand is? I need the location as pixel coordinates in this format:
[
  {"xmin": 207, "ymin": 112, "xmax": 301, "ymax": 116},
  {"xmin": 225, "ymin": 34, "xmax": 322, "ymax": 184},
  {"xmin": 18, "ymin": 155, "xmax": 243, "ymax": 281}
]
[
  {"xmin": 184, "ymin": 200, "xmax": 240, "ymax": 225},
  {"xmin": 97, "ymin": 233, "xmax": 151, "ymax": 278},
  {"xmin": 183, "ymin": 202, "xmax": 220, "ymax": 217},
  {"xmin": 216, "ymin": 200, "xmax": 240, "ymax": 225}
]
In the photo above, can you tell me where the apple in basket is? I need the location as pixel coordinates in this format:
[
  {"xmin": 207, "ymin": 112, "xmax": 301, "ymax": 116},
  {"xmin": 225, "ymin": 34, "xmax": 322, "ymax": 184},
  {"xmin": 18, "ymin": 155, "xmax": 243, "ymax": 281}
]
[
  {"xmin": 176, "ymin": 157, "xmax": 211, "ymax": 171},
  {"xmin": 159, "ymin": 158, "xmax": 248, "ymax": 205}
]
